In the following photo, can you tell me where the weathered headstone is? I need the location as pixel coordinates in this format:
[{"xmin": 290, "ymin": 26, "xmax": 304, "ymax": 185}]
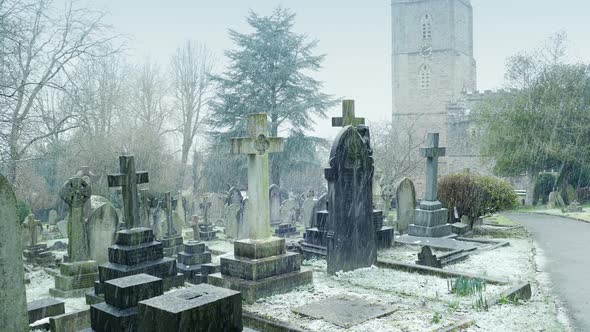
[
  {"xmin": 396, "ymin": 178, "xmax": 416, "ymax": 234},
  {"xmin": 0, "ymin": 175, "xmax": 29, "ymax": 331},
  {"xmin": 57, "ymin": 219, "xmax": 68, "ymax": 238},
  {"xmin": 325, "ymin": 121, "xmax": 377, "ymax": 275},
  {"xmin": 139, "ymin": 188, "xmax": 152, "ymax": 228},
  {"xmin": 162, "ymin": 192, "xmax": 184, "ymax": 257},
  {"xmin": 301, "ymin": 197, "xmax": 316, "ymax": 229},
  {"xmin": 269, "ymin": 184, "xmax": 281, "ymax": 225},
  {"xmin": 60, "ymin": 177, "xmax": 91, "ymax": 261},
  {"xmin": 22, "ymin": 214, "xmax": 42, "ymax": 247},
  {"xmin": 48, "ymin": 209, "xmax": 58, "ymax": 225},
  {"xmin": 311, "ymin": 193, "xmax": 328, "ymax": 228},
  {"xmin": 87, "ymin": 199, "xmax": 118, "ymax": 264},
  {"xmin": 107, "ymin": 155, "xmax": 149, "ymax": 229},
  {"xmin": 280, "ymin": 198, "xmax": 299, "ymax": 224},
  {"xmin": 175, "ymin": 191, "xmax": 186, "ymax": 226},
  {"xmin": 373, "ymin": 168, "xmax": 384, "ymax": 210},
  {"xmin": 381, "ymin": 184, "xmax": 395, "ymax": 221},
  {"xmin": 209, "ymin": 113, "xmax": 312, "ymax": 303},
  {"xmin": 227, "ymin": 187, "xmax": 243, "ymax": 206},
  {"xmin": 224, "ymin": 203, "xmax": 241, "ymax": 239},
  {"xmin": 237, "ymin": 197, "xmax": 250, "ymax": 240},
  {"xmin": 207, "ymin": 193, "xmax": 226, "ymax": 226},
  {"xmin": 408, "ymin": 133, "xmax": 452, "ymax": 237}
]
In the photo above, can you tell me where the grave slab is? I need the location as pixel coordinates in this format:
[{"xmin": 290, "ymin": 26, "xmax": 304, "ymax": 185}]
[
  {"xmin": 292, "ymin": 295, "xmax": 396, "ymax": 328},
  {"xmin": 395, "ymin": 234, "xmax": 479, "ymax": 251},
  {"xmin": 27, "ymin": 298, "xmax": 65, "ymax": 323}
]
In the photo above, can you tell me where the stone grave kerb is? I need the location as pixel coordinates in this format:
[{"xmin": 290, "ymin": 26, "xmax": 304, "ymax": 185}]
[
  {"xmin": 332, "ymin": 99, "xmax": 365, "ymax": 128},
  {"xmin": 107, "ymin": 155, "xmax": 149, "ymax": 229},
  {"xmin": 230, "ymin": 113, "xmax": 284, "ymax": 240}
]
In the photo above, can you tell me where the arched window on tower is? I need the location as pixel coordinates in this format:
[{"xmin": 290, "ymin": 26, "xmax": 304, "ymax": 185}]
[
  {"xmin": 421, "ymin": 14, "xmax": 432, "ymax": 41},
  {"xmin": 419, "ymin": 64, "xmax": 431, "ymax": 89}
]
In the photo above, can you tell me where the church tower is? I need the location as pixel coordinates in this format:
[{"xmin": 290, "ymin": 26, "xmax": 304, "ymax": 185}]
[{"xmin": 391, "ymin": 0, "xmax": 476, "ymax": 142}]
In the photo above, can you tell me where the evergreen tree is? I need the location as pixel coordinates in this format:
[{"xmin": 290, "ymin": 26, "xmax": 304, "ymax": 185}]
[{"xmin": 209, "ymin": 7, "xmax": 337, "ymax": 186}]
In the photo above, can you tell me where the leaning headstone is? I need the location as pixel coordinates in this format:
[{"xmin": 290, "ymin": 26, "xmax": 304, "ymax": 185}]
[
  {"xmin": 0, "ymin": 174, "xmax": 29, "ymax": 331},
  {"xmin": 324, "ymin": 119, "xmax": 377, "ymax": 274},
  {"xmin": 269, "ymin": 184, "xmax": 281, "ymax": 226},
  {"xmin": 87, "ymin": 200, "xmax": 118, "ymax": 264},
  {"xmin": 209, "ymin": 113, "xmax": 312, "ymax": 303},
  {"xmin": 60, "ymin": 177, "xmax": 92, "ymax": 261},
  {"xmin": 408, "ymin": 133, "xmax": 452, "ymax": 237},
  {"xmin": 57, "ymin": 219, "xmax": 68, "ymax": 238},
  {"xmin": 48, "ymin": 209, "xmax": 58, "ymax": 225},
  {"xmin": 396, "ymin": 178, "xmax": 416, "ymax": 234}
]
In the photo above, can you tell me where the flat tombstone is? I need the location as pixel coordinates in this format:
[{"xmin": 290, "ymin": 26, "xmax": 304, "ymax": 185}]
[
  {"xmin": 325, "ymin": 125, "xmax": 376, "ymax": 275},
  {"xmin": 0, "ymin": 174, "xmax": 29, "ymax": 331},
  {"xmin": 87, "ymin": 201, "xmax": 118, "ymax": 264},
  {"xmin": 269, "ymin": 184, "xmax": 281, "ymax": 225},
  {"xmin": 396, "ymin": 178, "xmax": 416, "ymax": 234},
  {"xmin": 301, "ymin": 197, "xmax": 316, "ymax": 229},
  {"xmin": 224, "ymin": 203, "xmax": 241, "ymax": 239},
  {"xmin": 48, "ymin": 209, "xmax": 58, "ymax": 225}
]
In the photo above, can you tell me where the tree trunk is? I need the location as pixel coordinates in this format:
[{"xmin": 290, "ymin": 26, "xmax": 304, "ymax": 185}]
[
  {"xmin": 525, "ymin": 171, "xmax": 538, "ymax": 206},
  {"xmin": 270, "ymin": 116, "xmax": 280, "ymax": 186},
  {"xmin": 178, "ymin": 141, "xmax": 190, "ymax": 190}
]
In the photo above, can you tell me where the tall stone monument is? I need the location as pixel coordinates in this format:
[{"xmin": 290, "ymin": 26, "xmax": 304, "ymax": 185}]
[
  {"xmin": 60, "ymin": 177, "xmax": 91, "ymax": 261},
  {"xmin": 0, "ymin": 175, "xmax": 29, "ymax": 331},
  {"xmin": 325, "ymin": 123, "xmax": 377, "ymax": 274},
  {"xmin": 408, "ymin": 133, "xmax": 452, "ymax": 237},
  {"xmin": 209, "ymin": 113, "xmax": 312, "ymax": 303}
]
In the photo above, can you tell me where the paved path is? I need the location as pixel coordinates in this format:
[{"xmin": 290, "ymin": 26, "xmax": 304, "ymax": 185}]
[{"xmin": 504, "ymin": 213, "xmax": 590, "ymax": 332}]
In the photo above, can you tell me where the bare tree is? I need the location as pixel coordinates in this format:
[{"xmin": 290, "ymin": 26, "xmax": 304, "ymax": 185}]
[
  {"xmin": 170, "ymin": 41, "xmax": 215, "ymax": 189},
  {"xmin": 129, "ymin": 59, "xmax": 170, "ymax": 135},
  {"xmin": 0, "ymin": 0, "xmax": 118, "ymax": 183}
]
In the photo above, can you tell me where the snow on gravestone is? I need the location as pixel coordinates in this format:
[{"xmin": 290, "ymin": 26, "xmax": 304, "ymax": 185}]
[
  {"xmin": 87, "ymin": 198, "xmax": 118, "ymax": 264},
  {"xmin": 0, "ymin": 174, "xmax": 29, "ymax": 331},
  {"xmin": 396, "ymin": 177, "xmax": 416, "ymax": 234}
]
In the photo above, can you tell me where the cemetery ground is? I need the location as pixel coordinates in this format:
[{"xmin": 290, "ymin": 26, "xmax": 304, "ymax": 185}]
[{"xmin": 22, "ymin": 214, "xmax": 573, "ymax": 332}]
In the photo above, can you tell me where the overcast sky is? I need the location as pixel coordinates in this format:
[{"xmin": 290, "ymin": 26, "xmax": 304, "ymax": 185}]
[{"xmin": 88, "ymin": 0, "xmax": 590, "ymax": 140}]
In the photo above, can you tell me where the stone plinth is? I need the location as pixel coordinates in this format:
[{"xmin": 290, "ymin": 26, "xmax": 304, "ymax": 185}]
[
  {"xmin": 408, "ymin": 201, "xmax": 452, "ymax": 237},
  {"xmin": 137, "ymin": 284, "xmax": 242, "ymax": 332},
  {"xmin": 198, "ymin": 223, "xmax": 216, "ymax": 241},
  {"xmin": 85, "ymin": 228, "xmax": 184, "ymax": 305},
  {"xmin": 27, "ymin": 298, "xmax": 65, "ymax": 323},
  {"xmin": 161, "ymin": 233, "xmax": 184, "ymax": 257},
  {"xmin": 208, "ymin": 237, "xmax": 312, "ymax": 304},
  {"xmin": 176, "ymin": 240, "xmax": 213, "ymax": 284},
  {"xmin": 90, "ymin": 274, "xmax": 163, "ymax": 332},
  {"xmin": 50, "ymin": 261, "xmax": 99, "ymax": 298}
]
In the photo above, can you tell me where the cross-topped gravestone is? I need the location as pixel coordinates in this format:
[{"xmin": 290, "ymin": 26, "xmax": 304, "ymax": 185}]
[
  {"xmin": 420, "ymin": 132, "xmax": 446, "ymax": 202},
  {"xmin": 60, "ymin": 177, "xmax": 91, "ymax": 261},
  {"xmin": 107, "ymin": 155, "xmax": 149, "ymax": 229},
  {"xmin": 163, "ymin": 192, "xmax": 176, "ymax": 236},
  {"xmin": 332, "ymin": 100, "xmax": 365, "ymax": 128},
  {"xmin": 23, "ymin": 214, "xmax": 42, "ymax": 247},
  {"xmin": 230, "ymin": 113, "xmax": 284, "ymax": 239}
]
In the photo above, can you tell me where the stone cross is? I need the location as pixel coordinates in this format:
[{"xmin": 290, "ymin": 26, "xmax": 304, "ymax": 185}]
[
  {"xmin": 23, "ymin": 214, "xmax": 42, "ymax": 247},
  {"xmin": 230, "ymin": 113, "xmax": 284, "ymax": 239},
  {"xmin": 420, "ymin": 133, "xmax": 446, "ymax": 202},
  {"xmin": 107, "ymin": 155, "xmax": 149, "ymax": 229},
  {"xmin": 59, "ymin": 177, "xmax": 91, "ymax": 261},
  {"xmin": 163, "ymin": 192, "xmax": 175, "ymax": 236},
  {"xmin": 332, "ymin": 100, "xmax": 365, "ymax": 127}
]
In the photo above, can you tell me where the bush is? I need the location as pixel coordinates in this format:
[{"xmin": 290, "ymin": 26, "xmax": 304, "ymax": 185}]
[
  {"xmin": 534, "ymin": 173, "xmax": 556, "ymax": 204},
  {"xmin": 576, "ymin": 187, "xmax": 590, "ymax": 204},
  {"xmin": 438, "ymin": 174, "xmax": 517, "ymax": 227}
]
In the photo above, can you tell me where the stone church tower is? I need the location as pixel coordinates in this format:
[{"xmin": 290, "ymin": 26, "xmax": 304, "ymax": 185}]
[{"xmin": 391, "ymin": 0, "xmax": 477, "ymax": 144}]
